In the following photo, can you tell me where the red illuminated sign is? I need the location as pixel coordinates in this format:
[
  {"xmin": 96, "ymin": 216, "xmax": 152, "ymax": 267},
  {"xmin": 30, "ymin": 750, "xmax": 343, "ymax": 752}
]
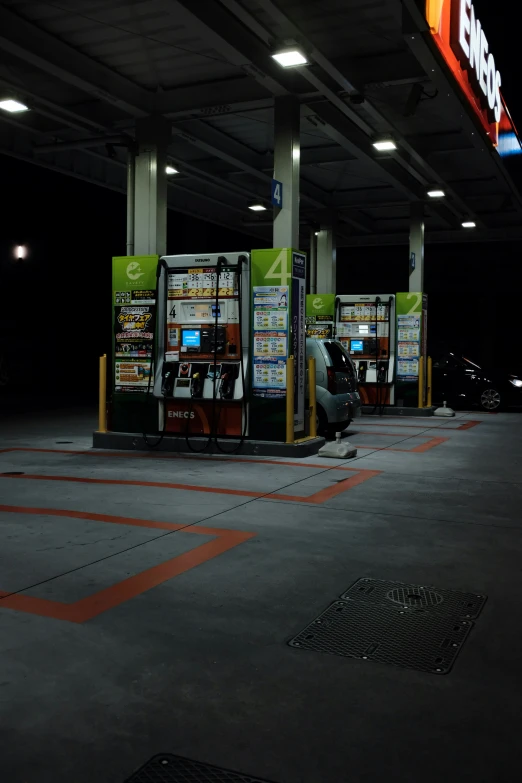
[{"xmin": 426, "ymin": 0, "xmax": 521, "ymax": 155}]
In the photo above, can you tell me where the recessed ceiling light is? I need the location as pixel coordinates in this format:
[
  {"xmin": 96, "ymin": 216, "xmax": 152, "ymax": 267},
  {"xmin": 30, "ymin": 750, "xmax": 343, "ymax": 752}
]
[
  {"xmin": 427, "ymin": 189, "xmax": 445, "ymax": 198},
  {"xmin": 165, "ymin": 166, "xmax": 178, "ymax": 174},
  {"xmin": 0, "ymin": 99, "xmax": 29, "ymax": 113},
  {"xmin": 248, "ymin": 203, "xmax": 267, "ymax": 212},
  {"xmin": 314, "ymin": 231, "xmax": 320, "ymax": 236},
  {"xmin": 373, "ymin": 139, "xmax": 397, "ymax": 151},
  {"xmin": 271, "ymin": 49, "xmax": 308, "ymax": 67},
  {"xmin": 462, "ymin": 221, "xmax": 476, "ymax": 228}
]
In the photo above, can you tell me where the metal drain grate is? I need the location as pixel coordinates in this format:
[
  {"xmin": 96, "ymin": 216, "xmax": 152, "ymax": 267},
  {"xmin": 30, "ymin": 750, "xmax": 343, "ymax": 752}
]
[
  {"xmin": 342, "ymin": 578, "xmax": 487, "ymax": 619},
  {"xmin": 288, "ymin": 599, "xmax": 474, "ymax": 674},
  {"xmin": 124, "ymin": 754, "xmax": 278, "ymax": 782}
]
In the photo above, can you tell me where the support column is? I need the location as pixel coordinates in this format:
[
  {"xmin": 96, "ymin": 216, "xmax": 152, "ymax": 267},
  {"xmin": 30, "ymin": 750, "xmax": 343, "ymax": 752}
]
[
  {"xmin": 133, "ymin": 116, "xmax": 171, "ymax": 257},
  {"xmin": 309, "ymin": 227, "xmax": 317, "ymax": 294},
  {"xmin": 273, "ymin": 96, "xmax": 300, "ymax": 249},
  {"xmin": 126, "ymin": 147, "xmax": 135, "ymax": 256},
  {"xmin": 409, "ymin": 202, "xmax": 425, "ymax": 292},
  {"xmin": 316, "ymin": 216, "xmax": 336, "ymax": 294}
]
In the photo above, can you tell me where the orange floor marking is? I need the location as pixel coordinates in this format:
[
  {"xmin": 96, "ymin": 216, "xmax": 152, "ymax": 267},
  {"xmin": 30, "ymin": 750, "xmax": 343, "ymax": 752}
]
[
  {"xmin": 349, "ymin": 436, "xmax": 448, "ymax": 453},
  {"xmin": 0, "ymin": 446, "xmax": 368, "ymax": 472},
  {"xmin": 409, "ymin": 437, "xmax": 449, "ymax": 452},
  {"xmin": 453, "ymin": 420, "xmax": 482, "ymax": 430},
  {"xmin": 346, "ymin": 431, "xmax": 434, "ymax": 438},
  {"xmin": 0, "ymin": 467, "xmax": 381, "ymax": 505},
  {"xmin": 274, "ymin": 470, "xmax": 381, "ymax": 503},
  {"xmin": 354, "ymin": 423, "xmax": 445, "ymax": 429},
  {"xmin": 0, "ymin": 505, "xmax": 254, "ymax": 623}
]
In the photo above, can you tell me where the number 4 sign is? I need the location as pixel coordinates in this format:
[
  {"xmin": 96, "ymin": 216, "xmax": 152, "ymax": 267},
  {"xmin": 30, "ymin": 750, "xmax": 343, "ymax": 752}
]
[{"xmin": 271, "ymin": 179, "xmax": 283, "ymax": 208}]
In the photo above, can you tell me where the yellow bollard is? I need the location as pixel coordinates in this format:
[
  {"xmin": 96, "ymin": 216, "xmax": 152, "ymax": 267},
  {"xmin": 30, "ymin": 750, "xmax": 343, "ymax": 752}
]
[
  {"xmin": 98, "ymin": 354, "xmax": 107, "ymax": 432},
  {"xmin": 418, "ymin": 355, "xmax": 425, "ymax": 409},
  {"xmin": 427, "ymin": 356, "xmax": 433, "ymax": 408},
  {"xmin": 309, "ymin": 356, "xmax": 317, "ymax": 438},
  {"xmin": 286, "ymin": 355, "xmax": 295, "ymax": 444}
]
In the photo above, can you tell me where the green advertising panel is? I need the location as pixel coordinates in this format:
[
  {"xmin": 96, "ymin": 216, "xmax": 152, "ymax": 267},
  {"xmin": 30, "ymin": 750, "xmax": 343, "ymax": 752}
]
[
  {"xmin": 250, "ymin": 248, "xmax": 306, "ymax": 441},
  {"xmin": 306, "ymin": 293, "xmax": 336, "ymax": 320},
  {"xmin": 111, "ymin": 255, "xmax": 159, "ymax": 432},
  {"xmin": 395, "ymin": 291, "xmax": 428, "ymax": 407},
  {"xmin": 112, "ymin": 255, "xmax": 158, "ymax": 298}
]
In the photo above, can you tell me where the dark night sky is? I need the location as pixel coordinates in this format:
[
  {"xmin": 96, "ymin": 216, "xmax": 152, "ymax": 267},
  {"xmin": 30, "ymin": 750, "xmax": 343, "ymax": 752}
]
[{"xmin": 1, "ymin": 0, "xmax": 522, "ymax": 402}]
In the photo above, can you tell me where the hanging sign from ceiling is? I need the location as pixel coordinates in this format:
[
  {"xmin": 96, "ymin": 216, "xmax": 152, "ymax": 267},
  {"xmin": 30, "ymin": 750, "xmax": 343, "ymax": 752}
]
[{"xmin": 426, "ymin": 0, "xmax": 521, "ymax": 156}]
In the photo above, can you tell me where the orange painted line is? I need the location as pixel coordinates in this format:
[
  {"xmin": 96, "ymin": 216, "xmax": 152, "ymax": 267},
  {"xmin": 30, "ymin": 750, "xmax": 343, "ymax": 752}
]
[
  {"xmin": 0, "ymin": 505, "xmax": 255, "ymax": 623},
  {"xmin": 354, "ymin": 423, "xmax": 445, "ymax": 429},
  {"xmin": 349, "ymin": 436, "xmax": 448, "ymax": 453},
  {"xmin": 0, "ymin": 473, "xmax": 262, "ymax": 499},
  {"xmin": 348, "ymin": 431, "xmax": 431, "ymax": 438},
  {"xmin": 349, "ymin": 445, "xmax": 407, "ymax": 452},
  {"xmin": 71, "ymin": 532, "xmax": 253, "ymax": 622},
  {"xmin": 0, "ymin": 592, "xmax": 80, "ymax": 622},
  {"xmin": 454, "ymin": 420, "xmax": 481, "ymax": 430},
  {"xmin": 0, "ymin": 467, "xmax": 381, "ymax": 505},
  {"xmin": 0, "ymin": 505, "xmax": 184, "ymax": 531},
  {"xmin": 275, "ymin": 469, "xmax": 381, "ymax": 504},
  {"xmin": 0, "ymin": 446, "xmax": 361, "ymax": 472},
  {"xmin": 409, "ymin": 437, "xmax": 449, "ymax": 452}
]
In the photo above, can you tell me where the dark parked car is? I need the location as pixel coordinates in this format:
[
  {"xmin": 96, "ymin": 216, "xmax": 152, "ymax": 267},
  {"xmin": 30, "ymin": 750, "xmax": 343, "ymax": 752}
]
[{"xmin": 432, "ymin": 353, "xmax": 522, "ymax": 411}]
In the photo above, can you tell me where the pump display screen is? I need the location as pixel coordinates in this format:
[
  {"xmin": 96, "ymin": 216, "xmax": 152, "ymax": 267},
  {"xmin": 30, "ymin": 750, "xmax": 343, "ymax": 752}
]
[
  {"xmin": 351, "ymin": 340, "xmax": 364, "ymax": 353},
  {"xmin": 182, "ymin": 329, "xmax": 201, "ymax": 348}
]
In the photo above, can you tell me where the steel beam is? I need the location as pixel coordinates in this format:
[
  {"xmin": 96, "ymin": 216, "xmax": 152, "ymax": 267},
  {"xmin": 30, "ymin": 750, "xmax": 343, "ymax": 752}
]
[
  {"xmin": 168, "ymin": 0, "xmax": 289, "ymax": 97},
  {"xmin": 0, "ymin": 4, "xmax": 149, "ymax": 117}
]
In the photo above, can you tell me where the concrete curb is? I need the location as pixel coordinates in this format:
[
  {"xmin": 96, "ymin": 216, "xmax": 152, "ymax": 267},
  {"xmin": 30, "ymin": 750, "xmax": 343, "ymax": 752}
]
[{"xmin": 93, "ymin": 431, "xmax": 325, "ymax": 457}]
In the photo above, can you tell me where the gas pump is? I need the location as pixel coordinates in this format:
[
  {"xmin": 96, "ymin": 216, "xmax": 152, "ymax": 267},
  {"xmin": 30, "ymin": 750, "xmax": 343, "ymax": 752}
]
[
  {"xmin": 152, "ymin": 252, "xmax": 250, "ymax": 449},
  {"xmin": 335, "ymin": 294, "xmax": 396, "ymax": 408}
]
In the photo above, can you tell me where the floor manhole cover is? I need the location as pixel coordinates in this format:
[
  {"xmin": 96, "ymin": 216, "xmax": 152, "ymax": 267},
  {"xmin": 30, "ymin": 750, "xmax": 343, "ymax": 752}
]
[
  {"xmin": 386, "ymin": 586, "xmax": 443, "ymax": 608},
  {"xmin": 342, "ymin": 578, "xmax": 487, "ymax": 619},
  {"xmin": 288, "ymin": 599, "xmax": 474, "ymax": 674},
  {"xmin": 124, "ymin": 754, "xmax": 278, "ymax": 782}
]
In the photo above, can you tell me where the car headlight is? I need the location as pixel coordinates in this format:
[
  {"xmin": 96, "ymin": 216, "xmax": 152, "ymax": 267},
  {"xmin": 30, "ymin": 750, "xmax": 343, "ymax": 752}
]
[{"xmin": 509, "ymin": 379, "xmax": 522, "ymax": 388}]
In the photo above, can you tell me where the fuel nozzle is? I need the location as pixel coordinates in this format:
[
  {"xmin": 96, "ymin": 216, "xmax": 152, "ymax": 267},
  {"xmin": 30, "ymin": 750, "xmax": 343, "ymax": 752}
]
[{"xmin": 191, "ymin": 371, "xmax": 202, "ymax": 398}]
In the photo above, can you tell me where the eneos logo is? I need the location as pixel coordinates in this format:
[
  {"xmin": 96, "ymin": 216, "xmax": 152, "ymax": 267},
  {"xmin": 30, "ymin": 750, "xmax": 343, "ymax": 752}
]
[
  {"xmin": 126, "ymin": 261, "xmax": 145, "ymax": 281},
  {"xmin": 168, "ymin": 411, "xmax": 195, "ymax": 419},
  {"xmin": 451, "ymin": 0, "xmax": 502, "ymax": 123}
]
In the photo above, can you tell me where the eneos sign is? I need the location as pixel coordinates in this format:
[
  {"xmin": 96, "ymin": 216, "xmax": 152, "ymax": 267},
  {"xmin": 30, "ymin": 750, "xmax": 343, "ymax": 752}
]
[
  {"xmin": 426, "ymin": 0, "xmax": 521, "ymax": 155},
  {"xmin": 452, "ymin": 0, "xmax": 501, "ymax": 122}
]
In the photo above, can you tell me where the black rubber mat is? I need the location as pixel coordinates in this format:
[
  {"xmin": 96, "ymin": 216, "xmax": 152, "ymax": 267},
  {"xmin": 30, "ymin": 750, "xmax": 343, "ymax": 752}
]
[
  {"xmin": 288, "ymin": 599, "xmax": 474, "ymax": 674},
  {"xmin": 342, "ymin": 578, "xmax": 487, "ymax": 619},
  {"xmin": 124, "ymin": 754, "xmax": 277, "ymax": 782}
]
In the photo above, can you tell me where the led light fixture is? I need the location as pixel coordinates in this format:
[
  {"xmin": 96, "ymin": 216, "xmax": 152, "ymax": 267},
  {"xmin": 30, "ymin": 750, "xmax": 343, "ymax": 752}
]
[
  {"xmin": 271, "ymin": 49, "xmax": 307, "ymax": 67},
  {"xmin": 373, "ymin": 139, "xmax": 397, "ymax": 151},
  {"xmin": 0, "ymin": 99, "xmax": 29, "ymax": 113}
]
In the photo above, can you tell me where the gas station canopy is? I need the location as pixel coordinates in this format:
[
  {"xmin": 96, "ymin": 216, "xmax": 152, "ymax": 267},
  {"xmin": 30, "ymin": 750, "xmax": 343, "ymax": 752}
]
[{"xmin": 0, "ymin": 0, "xmax": 521, "ymax": 246}]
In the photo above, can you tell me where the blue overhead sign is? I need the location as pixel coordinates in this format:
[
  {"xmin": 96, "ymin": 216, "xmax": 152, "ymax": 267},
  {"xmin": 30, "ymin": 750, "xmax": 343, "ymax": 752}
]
[{"xmin": 271, "ymin": 179, "xmax": 283, "ymax": 208}]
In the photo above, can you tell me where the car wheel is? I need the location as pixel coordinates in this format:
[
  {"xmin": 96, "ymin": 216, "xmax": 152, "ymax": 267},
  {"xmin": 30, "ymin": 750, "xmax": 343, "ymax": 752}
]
[
  {"xmin": 317, "ymin": 406, "xmax": 328, "ymax": 437},
  {"xmin": 479, "ymin": 388, "xmax": 502, "ymax": 411}
]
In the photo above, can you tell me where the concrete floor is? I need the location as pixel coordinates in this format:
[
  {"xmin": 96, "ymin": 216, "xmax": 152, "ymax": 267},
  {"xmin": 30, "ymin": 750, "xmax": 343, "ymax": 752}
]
[{"xmin": 0, "ymin": 407, "xmax": 521, "ymax": 782}]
